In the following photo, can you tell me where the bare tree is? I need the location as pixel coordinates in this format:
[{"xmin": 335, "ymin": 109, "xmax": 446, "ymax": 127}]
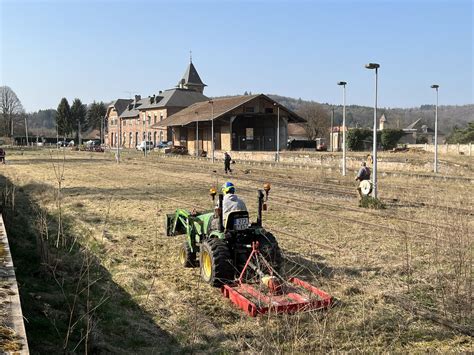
[
  {"xmin": 296, "ymin": 102, "xmax": 330, "ymax": 140},
  {"xmin": 0, "ymin": 86, "xmax": 24, "ymax": 137}
]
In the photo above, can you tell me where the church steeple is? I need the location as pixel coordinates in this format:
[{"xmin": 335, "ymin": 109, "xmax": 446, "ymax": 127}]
[{"xmin": 177, "ymin": 57, "xmax": 206, "ymax": 94}]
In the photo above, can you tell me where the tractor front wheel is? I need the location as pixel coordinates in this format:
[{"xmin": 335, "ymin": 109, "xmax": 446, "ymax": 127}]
[
  {"xmin": 179, "ymin": 241, "xmax": 196, "ymax": 268},
  {"xmin": 200, "ymin": 239, "xmax": 233, "ymax": 287}
]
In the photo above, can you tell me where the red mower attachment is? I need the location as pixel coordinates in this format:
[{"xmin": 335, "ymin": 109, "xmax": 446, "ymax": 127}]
[{"xmin": 221, "ymin": 242, "xmax": 334, "ymax": 317}]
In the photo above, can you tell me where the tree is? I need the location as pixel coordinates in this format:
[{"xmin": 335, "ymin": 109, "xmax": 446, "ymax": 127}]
[
  {"xmin": 0, "ymin": 86, "xmax": 24, "ymax": 137},
  {"xmin": 87, "ymin": 101, "xmax": 107, "ymax": 141},
  {"xmin": 446, "ymin": 122, "xmax": 474, "ymax": 143},
  {"xmin": 71, "ymin": 98, "xmax": 87, "ymax": 143},
  {"xmin": 296, "ymin": 102, "xmax": 330, "ymax": 140},
  {"xmin": 56, "ymin": 98, "xmax": 71, "ymax": 138},
  {"xmin": 380, "ymin": 129, "xmax": 405, "ymax": 150}
]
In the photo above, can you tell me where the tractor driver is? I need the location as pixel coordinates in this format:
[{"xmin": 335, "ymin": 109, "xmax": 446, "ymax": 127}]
[{"xmin": 221, "ymin": 182, "xmax": 247, "ymax": 223}]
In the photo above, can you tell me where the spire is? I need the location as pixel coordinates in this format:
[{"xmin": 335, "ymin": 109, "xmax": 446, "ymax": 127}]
[{"xmin": 177, "ymin": 59, "xmax": 207, "ymax": 94}]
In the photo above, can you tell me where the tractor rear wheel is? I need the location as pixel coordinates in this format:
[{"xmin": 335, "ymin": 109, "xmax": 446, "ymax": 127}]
[
  {"xmin": 200, "ymin": 239, "xmax": 233, "ymax": 287},
  {"xmin": 258, "ymin": 233, "xmax": 283, "ymax": 273},
  {"xmin": 179, "ymin": 241, "xmax": 196, "ymax": 268}
]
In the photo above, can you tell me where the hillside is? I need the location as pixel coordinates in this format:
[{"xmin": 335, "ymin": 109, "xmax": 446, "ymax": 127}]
[{"xmin": 268, "ymin": 94, "xmax": 474, "ymax": 134}]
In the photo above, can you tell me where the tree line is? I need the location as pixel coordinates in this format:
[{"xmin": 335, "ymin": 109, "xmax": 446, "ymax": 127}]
[{"xmin": 0, "ymin": 86, "xmax": 107, "ymax": 142}]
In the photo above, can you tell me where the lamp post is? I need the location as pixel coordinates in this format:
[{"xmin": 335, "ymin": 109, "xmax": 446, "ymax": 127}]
[
  {"xmin": 273, "ymin": 102, "xmax": 280, "ymax": 162},
  {"xmin": 337, "ymin": 81, "xmax": 347, "ymax": 176},
  {"xmin": 365, "ymin": 62, "xmax": 380, "ymax": 199},
  {"xmin": 209, "ymin": 100, "xmax": 215, "ymax": 163},
  {"xmin": 431, "ymin": 84, "xmax": 439, "ymax": 173},
  {"xmin": 330, "ymin": 108, "xmax": 334, "ymax": 152},
  {"xmin": 143, "ymin": 114, "xmax": 147, "ymax": 157}
]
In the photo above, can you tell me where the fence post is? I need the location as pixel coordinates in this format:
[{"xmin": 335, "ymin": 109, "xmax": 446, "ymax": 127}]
[
  {"xmin": 469, "ymin": 143, "xmax": 472, "ymax": 157},
  {"xmin": 445, "ymin": 143, "xmax": 448, "ymax": 153},
  {"xmin": 457, "ymin": 143, "xmax": 460, "ymax": 154}
]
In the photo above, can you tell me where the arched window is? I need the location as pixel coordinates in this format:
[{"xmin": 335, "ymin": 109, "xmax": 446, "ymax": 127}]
[
  {"xmin": 154, "ymin": 131, "xmax": 157, "ymax": 145},
  {"xmin": 129, "ymin": 132, "xmax": 132, "ymax": 148}
]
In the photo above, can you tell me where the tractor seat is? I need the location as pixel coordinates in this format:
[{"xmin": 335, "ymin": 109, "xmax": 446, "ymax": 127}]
[{"xmin": 225, "ymin": 211, "xmax": 250, "ymax": 231}]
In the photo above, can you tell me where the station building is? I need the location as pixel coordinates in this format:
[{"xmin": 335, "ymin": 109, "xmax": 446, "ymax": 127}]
[{"xmin": 106, "ymin": 59, "xmax": 305, "ymax": 153}]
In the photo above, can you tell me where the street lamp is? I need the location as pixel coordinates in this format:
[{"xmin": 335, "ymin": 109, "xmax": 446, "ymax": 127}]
[
  {"xmin": 431, "ymin": 84, "xmax": 439, "ymax": 173},
  {"xmin": 365, "ymin": 62, "xmax": 380, "ymax": 199},
  {"xmin": 209, "ymin": 100, "xmax": 215, "ymax": 163},
  {"xmin": 273, "ymin": 102, "xmax": 280, "ymax": 162},
  {"xmin": 337, "ymin": 81, "xmax": 347, "ymax": 176}
]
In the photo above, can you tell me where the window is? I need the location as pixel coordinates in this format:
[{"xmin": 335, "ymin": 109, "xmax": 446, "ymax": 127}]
[
  {"xmin": 160, "ymin": 131, "xmax": 163, "ymax": 142},
  {"xmin": 246, "ymin": 128, "xmax": 254, "ymax": 140},
  {"xmin": 154, "ymin": 114, "xmax": 157, "ymax": 124},
  {"xmin": 160, "ymin": 114, "xmax": 164, "ymax": 121},
  {"xmin": 148, "ymin": 115, "xmax": 151, "ymax": 125},
  {"xmin": 265, "ymin": 108, "xmax": 274, "ymax": 114},
  {"xmin": 245, "ymin": 107, "xmax": 255, "ymax": 113}
]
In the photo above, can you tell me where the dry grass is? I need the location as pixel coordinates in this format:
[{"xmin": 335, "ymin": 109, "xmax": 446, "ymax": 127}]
[{"xmin": 0, "ymin": 147, "xmax": 472, "ymax": 353}]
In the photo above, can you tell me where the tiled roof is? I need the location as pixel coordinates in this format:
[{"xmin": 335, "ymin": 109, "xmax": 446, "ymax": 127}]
[
  {"xmin": 154, "ymin": 94, "xmax": 305, "ymax": 128},
  {"xmin": 138, "ymin": 88, "xmax": 208, "ymax": 110},
  {"xmin": 178, "ymin": 62, "xmax": 206, "ymax": 87}
]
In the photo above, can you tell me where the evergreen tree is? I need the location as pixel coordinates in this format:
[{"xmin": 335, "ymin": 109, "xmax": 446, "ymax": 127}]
[
  {"xmin": 87, "ymin": 101, "xmax": 107, "ymax": 142},
  {"xmin": 56, "ymin": 98, "xmax": 71, "ymax": 138},
  {"xmin": 71, "ymin": 98, "xmax": 87, "ymax": 143}
]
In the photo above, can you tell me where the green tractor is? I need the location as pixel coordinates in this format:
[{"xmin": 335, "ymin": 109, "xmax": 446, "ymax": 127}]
[{"xmin": 165, "ymin": 184, "xmax": 282, "ymax": 286}]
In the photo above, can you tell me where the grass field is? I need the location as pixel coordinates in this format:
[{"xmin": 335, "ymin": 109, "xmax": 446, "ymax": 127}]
[{"xmin": 0, "ymin": 148, "xmax": 472, "ymax": 353}]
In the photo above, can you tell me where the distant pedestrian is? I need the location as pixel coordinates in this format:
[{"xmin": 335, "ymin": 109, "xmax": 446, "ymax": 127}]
[{"xmin": 224, "ymin": 152, "xmax": 232, "ymax": 174}]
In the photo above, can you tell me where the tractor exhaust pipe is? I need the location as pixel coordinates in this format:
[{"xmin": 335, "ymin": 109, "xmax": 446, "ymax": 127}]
[
  {"xmin": 218, "ymin": 193, "xmax": 224, "ymax": 232},
  {"xmin": 257, "ymin": 190, "xmax": 264, "ymax": 226}
]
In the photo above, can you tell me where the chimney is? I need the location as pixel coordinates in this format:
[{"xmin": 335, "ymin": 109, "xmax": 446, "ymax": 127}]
[{"xmin": 135, "ymin": 95, "xmax": 141, "ymax": 102}]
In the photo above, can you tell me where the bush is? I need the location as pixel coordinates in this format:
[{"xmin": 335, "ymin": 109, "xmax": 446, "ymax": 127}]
[
  {"xmin": 359, "ymin": 196, "xmax": 385, "ymax": 209},
  {"xmin": 347, "ymin": 128, "xmax": 372, "ymax": 151},
  {"xmin": 381, "ymin": 129, "xmax": 405, "ymax": 150}
]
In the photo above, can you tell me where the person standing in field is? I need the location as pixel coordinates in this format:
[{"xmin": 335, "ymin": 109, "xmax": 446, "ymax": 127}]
[
  {"xmin": 355, "ymin": 161, "xmax": 371, "ymax": 200},
  {"xmin": 224, "ymin": 152, "xmax": 232, "ymax": 174}
]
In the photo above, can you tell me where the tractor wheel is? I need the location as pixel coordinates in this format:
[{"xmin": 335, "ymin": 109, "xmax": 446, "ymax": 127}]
[
  {"xmin": 258, "ymin": 233, "xmax": 283, "ymax": 273},
  {"xmin": 179, "ymin": 241, "xmax": 196, "ymax": 268},
  {"xmin": 200, "ymin": 239, "xmax": 233, "ymax": 287}
]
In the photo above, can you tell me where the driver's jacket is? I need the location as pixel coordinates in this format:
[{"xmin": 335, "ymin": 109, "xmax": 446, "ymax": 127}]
[{"xmin": 222, "ymin": 194, "xmax": 247, "ymax": 223}]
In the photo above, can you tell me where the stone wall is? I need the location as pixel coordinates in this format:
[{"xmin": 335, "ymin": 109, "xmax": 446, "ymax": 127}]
[{"xmin": 407, "ymin": 143, "xmax": 472, "ymax": 156}]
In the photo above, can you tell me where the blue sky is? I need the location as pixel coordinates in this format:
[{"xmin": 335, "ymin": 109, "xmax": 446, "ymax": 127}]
[{"xmin": 1, "ymin": 0, "xmax": 472, "ymax": 112}]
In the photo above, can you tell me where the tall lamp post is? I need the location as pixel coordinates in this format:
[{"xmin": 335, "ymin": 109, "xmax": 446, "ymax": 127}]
[
  {"xmin": 365, "ymin": 62, "xmax": 380, "ymax": 199},
  {"xmin": 117, "ymin": 118, "xmax": 121, "ymax": 163},
  {"xmin": 209, "ymin": 100, "xmax": 215, "ymax": 163},
  {"xmin": 273, "ymin": 102, "xmax": 280, "ymax": 162},
  {"xmin": 431, "ymin": 84, "xmax": 439, "ymax": 173},
  {"xmin": 337, "ymin": 81, "xmax": 347, "ymax": 176}
]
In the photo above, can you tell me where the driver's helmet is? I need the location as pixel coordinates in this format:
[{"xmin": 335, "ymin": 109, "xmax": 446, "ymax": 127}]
[{"xmin": 222, "ymin": 181, "xmax": 235, "ymax": 195}]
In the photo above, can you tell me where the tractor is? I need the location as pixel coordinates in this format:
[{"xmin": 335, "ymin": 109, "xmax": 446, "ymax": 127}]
[
  {"xmin": 165, "ymin": 183, "xmax": 334, "ymax": 316},
  {"xmin": 165, "ymin": 183, "xmax": 282, "ymax": 286}
]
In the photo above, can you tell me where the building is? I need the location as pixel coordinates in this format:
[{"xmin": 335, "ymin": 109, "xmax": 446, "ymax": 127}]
[
  {"xmin": 106, "ymin": 61, "xmax": 208, "ymax": 148},
  {"xmin": 154, "ymin": 94, "xmax": 305, "ymax": 154},
  {"xmin": 400, "ymin": 118, "xmax": 444, "ymax": 144}
]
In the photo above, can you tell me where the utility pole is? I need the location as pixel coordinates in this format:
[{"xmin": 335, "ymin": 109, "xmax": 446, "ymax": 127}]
[
  {"xmin": 24, "ymin": 113, "xmax": 29, "ymax": 147},
  {"xmin": 337, "ymin": 81, "xmax": 347, "ymax": 176},
  {"xmin": 195, "ymin": 111, "xmax": 199, "ymax": 157},
  {"xmin": 117, "ymin": 118, "xmax": 121, "ymax": 163},
  {"xmin": 209, "ymin": 100, "xmax": 215, "ymax": 163}
]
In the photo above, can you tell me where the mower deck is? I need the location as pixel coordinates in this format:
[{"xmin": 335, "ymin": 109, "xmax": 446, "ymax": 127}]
[{"xmin": 222, "ymin": 277, "xmax": 333, "ymax": 317}]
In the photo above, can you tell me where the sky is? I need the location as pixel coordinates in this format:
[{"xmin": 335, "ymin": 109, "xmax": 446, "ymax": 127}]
[{"xmin": 1, "ymin": 0, "xmax": 473, "ymax": 112}]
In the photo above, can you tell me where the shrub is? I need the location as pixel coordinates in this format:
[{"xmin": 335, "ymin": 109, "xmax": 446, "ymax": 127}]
[{"xmin": 381, "ymin": 129, "xmax": 405, "ymax": 150}]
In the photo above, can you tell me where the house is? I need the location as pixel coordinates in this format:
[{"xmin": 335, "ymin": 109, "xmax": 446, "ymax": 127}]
[
  {"xmin": 106, "ymin": 60, "xmax": 209, "ymax": 148},
  {"xmin": 400, "ymin": 118, "xmax": 444, "ymax": 144},
  {"xmin": 154, "ymin": 94, "xmax": 305, "ymax": 154}
]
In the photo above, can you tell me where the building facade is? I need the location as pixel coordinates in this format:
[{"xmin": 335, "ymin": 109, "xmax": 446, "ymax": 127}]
[{"xmin": 106, "ymin": 61, "xmax": 208, "ymax": 148}]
